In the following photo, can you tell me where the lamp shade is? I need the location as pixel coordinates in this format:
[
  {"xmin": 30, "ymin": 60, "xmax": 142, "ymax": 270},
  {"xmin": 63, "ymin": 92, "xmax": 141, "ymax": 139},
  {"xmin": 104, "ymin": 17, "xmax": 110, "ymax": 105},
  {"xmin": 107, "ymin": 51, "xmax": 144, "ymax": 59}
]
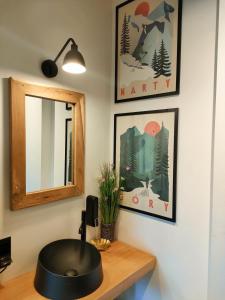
[{"xmin": 62, "ymin": 46, "xmax": 86, "ymax": 74}]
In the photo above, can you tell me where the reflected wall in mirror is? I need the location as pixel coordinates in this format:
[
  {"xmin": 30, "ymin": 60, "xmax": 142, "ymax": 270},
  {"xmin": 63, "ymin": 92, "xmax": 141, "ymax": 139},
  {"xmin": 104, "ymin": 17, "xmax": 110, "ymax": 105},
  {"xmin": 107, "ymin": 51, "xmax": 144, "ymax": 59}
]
[
  {"xmin": 10, "ymin": 78, "xmax": 85, "ymax": 210},
  {"xmin": 25, "ymin": 97, "xmax": 74, "ymax": 192}
]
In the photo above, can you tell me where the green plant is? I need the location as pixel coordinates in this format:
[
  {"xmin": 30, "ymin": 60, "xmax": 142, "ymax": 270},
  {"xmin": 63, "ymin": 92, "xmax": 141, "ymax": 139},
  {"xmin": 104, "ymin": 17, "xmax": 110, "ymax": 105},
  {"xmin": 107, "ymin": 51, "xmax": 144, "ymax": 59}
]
[{"xmin": 98, "ymin": 163, "xmax": 121, "ymax": 225}]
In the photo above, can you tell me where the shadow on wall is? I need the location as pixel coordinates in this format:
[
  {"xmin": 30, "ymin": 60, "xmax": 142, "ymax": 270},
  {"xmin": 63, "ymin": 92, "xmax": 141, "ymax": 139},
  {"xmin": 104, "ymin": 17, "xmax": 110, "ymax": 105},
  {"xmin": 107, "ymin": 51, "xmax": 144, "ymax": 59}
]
[
  {"xmin": 0, "ymin": 19, "xmax": 110, "ymax": 99},
  {"xmin": 0, "ymin": 26, "xmax": 45, "ymax": 77},
  {"xmin": 0, "ymin": 26, "xmax": 82, "ymax": 91},
  {"xmin": 118, "ymin": 269, "xmax": 162, "ymax": 300}
]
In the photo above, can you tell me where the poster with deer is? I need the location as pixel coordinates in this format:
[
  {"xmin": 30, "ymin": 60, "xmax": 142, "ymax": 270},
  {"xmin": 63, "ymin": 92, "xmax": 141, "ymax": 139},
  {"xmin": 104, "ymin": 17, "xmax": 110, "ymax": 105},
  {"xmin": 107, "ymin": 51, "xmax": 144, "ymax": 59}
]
[
  {"xmin": 114, "ymin": 109, "xmax": 178, "ymax": 222},
  {"xmin": 115, "ymin": 0, "xmax": 182, "ymax": 102}
]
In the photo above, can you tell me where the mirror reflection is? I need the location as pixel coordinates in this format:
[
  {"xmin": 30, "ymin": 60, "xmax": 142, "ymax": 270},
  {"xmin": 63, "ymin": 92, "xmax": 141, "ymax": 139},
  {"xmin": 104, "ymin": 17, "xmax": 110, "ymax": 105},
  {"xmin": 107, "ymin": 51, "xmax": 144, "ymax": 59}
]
[{"xmin": 25, "ymin": 96, "xmax": 74, "ymax": 193}]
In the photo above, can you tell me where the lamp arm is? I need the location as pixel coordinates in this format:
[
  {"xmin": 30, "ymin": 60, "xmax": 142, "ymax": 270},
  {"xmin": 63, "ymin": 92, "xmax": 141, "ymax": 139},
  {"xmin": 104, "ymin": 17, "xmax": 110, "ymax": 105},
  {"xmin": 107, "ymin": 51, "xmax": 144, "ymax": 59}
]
[{"xmin": 54, "ymin": 38, "xmax": 77, "ymax": 63}]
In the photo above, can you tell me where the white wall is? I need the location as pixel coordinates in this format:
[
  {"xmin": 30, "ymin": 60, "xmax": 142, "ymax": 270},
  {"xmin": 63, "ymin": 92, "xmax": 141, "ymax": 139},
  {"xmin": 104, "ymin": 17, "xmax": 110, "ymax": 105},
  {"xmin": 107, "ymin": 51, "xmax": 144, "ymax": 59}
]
[
  {"xmin": 26, "ymin": 98, "xmax": 69, "ymax": 191},
  {"xmin": 111, "ymin": 1, "xmax": 218, "ymax": 300},
  {"xmin": 41, "ymin": 99, "xmax": 55, "ymax": 189},
  {"xmin": 0, "ymin": 0, "xmax": 111, "ymax": 281},
  {"xmin": 208, "ymin": 1, "xmax": 225, "ymax": 299}
]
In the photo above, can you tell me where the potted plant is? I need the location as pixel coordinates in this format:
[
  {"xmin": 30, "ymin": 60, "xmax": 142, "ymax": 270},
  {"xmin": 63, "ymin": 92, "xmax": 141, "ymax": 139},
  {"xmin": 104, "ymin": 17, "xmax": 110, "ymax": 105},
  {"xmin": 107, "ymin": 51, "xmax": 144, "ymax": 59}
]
[{"xmin": 98, "ymin": 163, "xmax": 121, "ymax": 242}]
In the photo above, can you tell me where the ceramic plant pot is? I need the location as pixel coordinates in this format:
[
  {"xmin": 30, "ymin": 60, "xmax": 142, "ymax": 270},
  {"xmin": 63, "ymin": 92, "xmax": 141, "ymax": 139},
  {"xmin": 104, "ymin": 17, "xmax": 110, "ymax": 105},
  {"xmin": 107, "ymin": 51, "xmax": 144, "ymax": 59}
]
[{"xmin": 100, "ymin": 223, "xmax": 115, "ymax": 242}]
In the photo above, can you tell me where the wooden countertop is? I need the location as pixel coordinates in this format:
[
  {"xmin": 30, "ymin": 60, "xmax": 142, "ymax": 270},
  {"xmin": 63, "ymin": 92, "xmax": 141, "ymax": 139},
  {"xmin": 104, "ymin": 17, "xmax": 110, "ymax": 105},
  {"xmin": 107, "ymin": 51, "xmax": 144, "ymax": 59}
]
[{"xmin": 0, "ymin": 241, "xmax": 156, "ymax": 300}]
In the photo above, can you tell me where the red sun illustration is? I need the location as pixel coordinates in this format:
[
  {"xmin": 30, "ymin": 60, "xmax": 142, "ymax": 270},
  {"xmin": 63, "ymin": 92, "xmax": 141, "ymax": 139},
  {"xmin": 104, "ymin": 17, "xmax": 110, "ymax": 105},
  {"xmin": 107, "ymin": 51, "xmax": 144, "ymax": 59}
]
[
  {"xmin": 135, "ymin": 2, "xmax": 150, "ymax": 17},
  {"xmin": 144, "ymin": 121, "xmax": 160, "ymax": 136}
]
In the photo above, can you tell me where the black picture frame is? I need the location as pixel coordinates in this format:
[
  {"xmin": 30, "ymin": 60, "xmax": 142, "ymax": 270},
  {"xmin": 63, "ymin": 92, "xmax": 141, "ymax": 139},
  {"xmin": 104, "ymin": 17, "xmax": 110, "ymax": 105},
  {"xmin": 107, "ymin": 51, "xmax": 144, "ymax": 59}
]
[
  {"xmin": 115, "ymin": 0, "xmax": 182, "ymax": 103},
  {"xmin": 66, "ymin": 103, "xmax": 72, "ymax": 110},
  {"xmin": 64, "ymin": 118, "xmax": 73, "ymax": 185},
  {"xmin": 114, "ymin": 108, "xmax": 178, "ymax": 222}
]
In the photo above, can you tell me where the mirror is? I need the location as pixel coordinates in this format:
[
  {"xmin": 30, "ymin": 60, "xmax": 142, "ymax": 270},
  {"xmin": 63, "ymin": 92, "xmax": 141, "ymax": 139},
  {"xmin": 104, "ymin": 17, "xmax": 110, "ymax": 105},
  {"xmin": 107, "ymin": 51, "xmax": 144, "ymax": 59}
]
[
  {"xmin": 10, "ymin": 78, "xmax": 85, "ymax": 210},
  {"xmin": 25, "ymin": 96, "xmax": 74, "ymax": 192}
]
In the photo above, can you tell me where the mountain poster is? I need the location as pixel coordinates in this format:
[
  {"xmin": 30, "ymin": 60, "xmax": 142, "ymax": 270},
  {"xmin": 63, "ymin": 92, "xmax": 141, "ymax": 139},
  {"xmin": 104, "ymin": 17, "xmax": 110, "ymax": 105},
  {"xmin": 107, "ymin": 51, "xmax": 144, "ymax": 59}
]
[
  {"xmin": 115, "ymin": 0, "xmax": 182, "ymax": 102},
  {"xmin": 114, "ymin": 109, "xmax": 178, "ymax": 222}
]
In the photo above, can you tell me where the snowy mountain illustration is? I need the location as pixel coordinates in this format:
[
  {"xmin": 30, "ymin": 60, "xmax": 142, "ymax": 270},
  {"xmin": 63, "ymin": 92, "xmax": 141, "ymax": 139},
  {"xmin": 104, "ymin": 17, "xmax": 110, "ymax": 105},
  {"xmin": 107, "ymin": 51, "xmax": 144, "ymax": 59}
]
[
  {"xmin": 148, "ymin": 1, "xmax": 175, "ymax": 22},
  {"xmin": 119, "ymin": 1, "xmax": 175, "ymax": 82}
]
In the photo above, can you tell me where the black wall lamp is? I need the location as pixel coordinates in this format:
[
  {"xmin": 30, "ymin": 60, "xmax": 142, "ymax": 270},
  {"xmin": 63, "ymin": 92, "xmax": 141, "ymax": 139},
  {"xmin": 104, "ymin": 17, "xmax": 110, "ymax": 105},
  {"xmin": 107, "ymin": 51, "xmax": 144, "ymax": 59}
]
[{"xmin": 41, "ymin": 38, "xmax": 86, "ymax": 78}]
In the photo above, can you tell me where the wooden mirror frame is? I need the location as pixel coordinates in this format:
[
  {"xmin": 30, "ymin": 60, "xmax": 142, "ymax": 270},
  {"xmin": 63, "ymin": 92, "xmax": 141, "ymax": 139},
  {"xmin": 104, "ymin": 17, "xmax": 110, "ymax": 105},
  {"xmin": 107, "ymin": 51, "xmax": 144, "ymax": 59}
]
[{"xmin": 10, "ymin": 78, "xmax": 85, "ymax": 210}]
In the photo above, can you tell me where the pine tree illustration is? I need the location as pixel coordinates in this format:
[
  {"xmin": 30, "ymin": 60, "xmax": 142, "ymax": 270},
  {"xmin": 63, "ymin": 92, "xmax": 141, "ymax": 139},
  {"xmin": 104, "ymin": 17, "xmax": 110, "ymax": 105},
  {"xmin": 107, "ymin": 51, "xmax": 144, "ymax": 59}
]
[
  {"xmin": 153, "ymin": 137, "xmax": 162, "ymax": 177},
  {"xmin": 161, "ymin": 153, "xmax": 169, "ymax": 176},
  {"xmin": 127, "ymin": 138, "xmax": 137, "ymax": 172},
  {"xmin": 154, "ymin": 40, "xmax": 171, "ymax": 78},
  {"xmin": 129, "ymin": 150, "xmax": 137, "ymax": 172},
  {"xmin": 120, "ymin": 14, "xmax": 130, "ymax": 56},
  {"xmin": 152, "ymin": 124, "xmax": 169, "ymax": 201},
  {"xmin": 151, "ymin": 50, "xmax": 159, "ymax": 73}
]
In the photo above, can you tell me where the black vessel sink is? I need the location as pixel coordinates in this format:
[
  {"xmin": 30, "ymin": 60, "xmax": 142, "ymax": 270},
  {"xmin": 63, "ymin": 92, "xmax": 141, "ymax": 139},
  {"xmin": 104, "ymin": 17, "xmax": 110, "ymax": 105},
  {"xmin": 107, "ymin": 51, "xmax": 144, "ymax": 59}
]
[{"xmin": 34, "ymin": 239, "xmax": 103, "ymax": 300}]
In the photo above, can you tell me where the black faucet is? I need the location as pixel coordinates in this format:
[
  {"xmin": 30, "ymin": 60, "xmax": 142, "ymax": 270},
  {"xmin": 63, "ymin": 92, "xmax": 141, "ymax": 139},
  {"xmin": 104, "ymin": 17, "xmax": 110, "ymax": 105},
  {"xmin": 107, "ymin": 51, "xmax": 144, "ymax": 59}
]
[
  {"xmin": 79, "ymin": 210, "xmax": 86, "ymax": 242},
  {"xmin": 78, "ymin": 196, "xmax": 99, "ymax": 242}
]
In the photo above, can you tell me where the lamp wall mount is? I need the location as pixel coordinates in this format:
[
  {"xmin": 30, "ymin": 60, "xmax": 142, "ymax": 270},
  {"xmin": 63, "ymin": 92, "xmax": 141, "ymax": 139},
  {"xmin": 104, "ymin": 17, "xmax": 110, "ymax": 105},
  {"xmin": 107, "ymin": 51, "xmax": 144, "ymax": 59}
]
[{"xmin": 41, "ymin": 38, "xmax": 86, "ymax": 78}]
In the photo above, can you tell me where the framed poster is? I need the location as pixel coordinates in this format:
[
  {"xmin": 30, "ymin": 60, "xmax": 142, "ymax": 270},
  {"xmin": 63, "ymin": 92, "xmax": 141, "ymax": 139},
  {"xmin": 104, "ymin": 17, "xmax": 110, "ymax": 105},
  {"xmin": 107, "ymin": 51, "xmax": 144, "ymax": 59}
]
[
  {"xmin": 115, "ymin": 0, "xmax": 182, "ymax": 103},
  {"xmin": 64, "ymin": 118, "xmax": 73, "ymax": 185},
  {"xmin": 114, "ymin": 108, "xmax": 178, "ymax": 222}
]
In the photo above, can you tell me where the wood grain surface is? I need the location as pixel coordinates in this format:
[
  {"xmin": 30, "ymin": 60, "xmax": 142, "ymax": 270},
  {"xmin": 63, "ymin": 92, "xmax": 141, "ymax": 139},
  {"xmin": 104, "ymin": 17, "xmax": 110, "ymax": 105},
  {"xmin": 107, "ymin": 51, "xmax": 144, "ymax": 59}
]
[{"xmin": 0, "ymin": 241, "xmax": 156, "ymax": 300}]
